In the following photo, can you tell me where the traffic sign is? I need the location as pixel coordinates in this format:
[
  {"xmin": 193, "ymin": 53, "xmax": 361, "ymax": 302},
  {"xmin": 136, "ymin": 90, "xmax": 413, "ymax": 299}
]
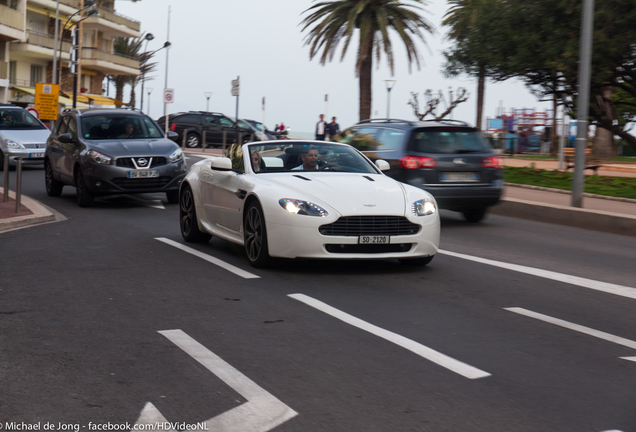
[
  {"xmin": 231, "ymin": 78, "xmax": 239, "ymax": 96},
  {"xmin": 26, "ymin": 107, "xmax": 39, "ymax": 119},
  {"xmin": 163, "ymin": 88, "xmax": 174, "ymax": 104},
  {"xmin": 34, "ymin": 83, "xmax": 59, "ymax": 121}
]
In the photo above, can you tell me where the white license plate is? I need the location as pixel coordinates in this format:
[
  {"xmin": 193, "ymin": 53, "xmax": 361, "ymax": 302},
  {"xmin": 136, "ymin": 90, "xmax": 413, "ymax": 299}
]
[
  {"xmin": 127, "ymin": 170, "xmax": 159, "ymax": 178},
  {"xmin": 440, "ymin": 172, "xmax": 479, "ymax": 182},
  {"xmin": 29, "ymin": 152, "xmax": 44, "ymax": 158},
  {"xmin": 358, "ymin": 235, "xmax": 389, "ymax": 244}
]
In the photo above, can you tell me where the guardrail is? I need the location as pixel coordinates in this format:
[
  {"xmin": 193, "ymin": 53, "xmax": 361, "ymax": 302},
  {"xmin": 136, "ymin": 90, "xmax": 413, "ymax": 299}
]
[
  {"xmin": 82, "ymin": 47, "xmax": 140, "ymax": 69},
  {"xmin": 0, "ymin": 4, "xmax": 25, "ymax": 32}
]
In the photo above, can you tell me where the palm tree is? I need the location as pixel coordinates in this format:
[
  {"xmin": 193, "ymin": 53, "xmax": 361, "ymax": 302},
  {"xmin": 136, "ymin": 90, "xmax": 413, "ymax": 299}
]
[
  {"xmin": 301, "ymin": 0, "xmax": 435, "ymax": 121},
  {"xmin": 108, "ymin": 36, "xmax": 157, "ymax": 108}
]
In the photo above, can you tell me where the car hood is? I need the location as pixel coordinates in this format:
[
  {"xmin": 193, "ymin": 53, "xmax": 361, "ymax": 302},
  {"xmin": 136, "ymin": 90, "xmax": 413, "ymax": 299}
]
[
  {"xmin": 89, "ymin": 139, "xmax": 178, "ymax": 157},
  {"xmin": 260, "ymin": 172, "xmax": 407, "ymax": 216},
  {"xmin": 1, "ymin": 129, "xmax": 50, "ymax": 144}
]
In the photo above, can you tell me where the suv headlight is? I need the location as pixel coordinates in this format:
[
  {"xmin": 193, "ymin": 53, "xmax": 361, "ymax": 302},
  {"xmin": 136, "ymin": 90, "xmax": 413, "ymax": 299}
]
[
  {"xmin": 169, "ymin": 149, "xmax": 184, "ymax": 163},
  {"xmin": 5, "ymin": 139, "xmax": 24, "ymax": 149},
  {"xmin": 87, "ymin": 149, "xmax": 112, "ymax": 165},
  {"xmin": 279, "ymin": 198, "xmax": 328, "ymax": 217},
  {"xmin": 412, "ymin": 198, "xmax": 436, "ymax": 216}
]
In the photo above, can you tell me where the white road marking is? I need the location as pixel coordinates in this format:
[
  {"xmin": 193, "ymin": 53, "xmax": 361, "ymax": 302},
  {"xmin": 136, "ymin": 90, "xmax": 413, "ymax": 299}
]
[
  {"xmin": 150, "ymin": 329, "xmax": 298, "ymax": 432},
  {"xmin": 155, "ymin": 237, "xmax": 259, "ymax": 279},
  {"xmin": 619, "ymin": 357, "xmax": 636, "ymax": 363},
  {"xmin": 440, "ymin": 249, "xmax": 636, "ymax": 301},
  {"xmin": 289, "ymin": 293, "xmax": 491, "ymax": 379},
  {"xmin": 136, "ymin": 402, "xmax": 175, "ymax": 430},
  {"xmin": 505, "ymin": 308, "xmax": 636, "ymax": 353}
]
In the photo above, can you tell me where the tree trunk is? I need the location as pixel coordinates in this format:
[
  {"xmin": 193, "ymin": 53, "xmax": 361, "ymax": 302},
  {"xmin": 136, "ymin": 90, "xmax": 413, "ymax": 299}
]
[
  {"xmin": 358, "ymin": 41, "xmax": 373, "ymax": 122},
  {"xmin": 114, "ymin": 77, "xmax": 126, "ymax": 109},
  {"xmin": 476, "ymin": 69, "xmax": 485, "ymax": 130},
  {"xmin": 591, "ymin": 86, "xmax": 614, "ymax": 162}
]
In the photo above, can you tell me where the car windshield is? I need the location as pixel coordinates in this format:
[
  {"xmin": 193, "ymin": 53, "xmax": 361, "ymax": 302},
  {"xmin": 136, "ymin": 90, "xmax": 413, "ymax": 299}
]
[
  {"xmin": 81, "ymin": 115, "xmax": 163, "ymax": 140},
  {"xmin": 409, "ymin": 128, "xmax": 491, "ymax": 154},
  {"xmin": 246, "ymin": 120, "xmax": 265, "ymax": 132},
  {"xmin": 0, "ymin": 109, "xmax": 46, "ymax": 130},
  {"xmin": 246, "ymin": 141, "xmax": 379, "ymax": 174}
]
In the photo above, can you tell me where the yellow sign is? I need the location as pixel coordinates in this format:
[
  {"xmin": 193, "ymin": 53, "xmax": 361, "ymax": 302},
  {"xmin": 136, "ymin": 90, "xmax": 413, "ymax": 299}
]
[{"xmin": 35, "ymin": 83, "xmax": 60, "ymax": 121}]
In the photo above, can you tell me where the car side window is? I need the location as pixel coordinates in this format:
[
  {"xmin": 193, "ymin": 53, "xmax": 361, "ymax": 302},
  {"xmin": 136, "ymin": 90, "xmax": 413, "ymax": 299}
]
[
  {"xmin": 375, "ymin": 128, "xmax": 405, "ymax": 151},
  {"xmin": 219, "ymin": 117, "xmax": 234, "ymax": 128},
  {"xmin": 349, "ymin": 128, "xmax": 379, "ymax": 151},
  {"xmin": 67, "ymin": 117, "xmax": 78, "ymax": 141},
  {"xmin": 205, "ymin": 116, "xmax": 219, "ymax": 125},
  {"xmin": 54, "ymin": 116, "xmax": 65, "ymax": 134},
  {"xmin": 57, "ymin": 116, "xmax": 69, "ymax": 135}
]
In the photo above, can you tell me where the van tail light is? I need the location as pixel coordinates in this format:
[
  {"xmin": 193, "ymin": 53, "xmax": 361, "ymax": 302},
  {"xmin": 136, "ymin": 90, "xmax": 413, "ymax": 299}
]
[
  {"xmin": 401, "ymin": 156, "xmax": 437, "ymax": 170},
  {"xmin": 171, "ymin": 123, "xmax": 176, "ymax": 132},
  {"xmin": 482, "ymin": 156, "xmax": 503, "ymax": 169}
]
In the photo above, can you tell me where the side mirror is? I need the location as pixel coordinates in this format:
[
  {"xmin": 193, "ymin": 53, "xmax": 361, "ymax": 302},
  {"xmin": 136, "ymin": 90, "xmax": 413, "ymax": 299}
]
[
  {"xmin": 375, "ymin": 159, "xmax": 390, "ymax": 171},
  {"xmin": 59, "ymin": 133, "xmax": 74, "ymax": 144},
  {"xmin": 210, "ymin": 157, "xmax": 232, "ymax": 171},
  {"xmin": 167, "ymin": 131, "xmax": 179, "ymax": 142}
]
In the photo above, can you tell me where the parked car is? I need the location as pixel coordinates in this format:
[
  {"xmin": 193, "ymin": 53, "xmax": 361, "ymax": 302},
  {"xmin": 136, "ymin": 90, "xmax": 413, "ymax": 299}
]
[
  {"xmin": 156, "ymin": 111, "xmax": 255, "ymax": 148},
  {"xmin": 0, "ymin": 104, "xmax": 51, "ymax": 170},
  {"xmin": 179, "ymin": 140, "xmax": 440, "ymax": 268},
  {"xmin": 242, "ymin": 119, "xmax": 279, "ymax": 140},
  {"xmin": 335, "ymin": 119, "xmax": 503, "ymax": 222},
  {"xmin": 45, "ymin": 108, "xmax": 186, "ymax": 207}
]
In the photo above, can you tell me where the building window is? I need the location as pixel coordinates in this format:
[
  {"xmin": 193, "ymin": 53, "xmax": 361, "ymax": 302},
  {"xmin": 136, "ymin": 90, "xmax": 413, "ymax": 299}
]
[
  {"xmin": 9, "ymin": 61, "xmax": 16, "ymax": 85},
  {"xmin": 30, "ymin": 65, "xmax": 43, "ymax": 88}
]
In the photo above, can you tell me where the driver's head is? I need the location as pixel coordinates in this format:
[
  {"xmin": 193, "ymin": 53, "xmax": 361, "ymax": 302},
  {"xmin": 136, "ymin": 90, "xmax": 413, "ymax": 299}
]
[
  {"xmin": 5, "ymin": 113, "xmax": 13, "ymax": 122},
  {"xmin": 301, "ymin": 146, "xmax": 319, "ymax": 169},
  {"xmin": 124, "ymin": 122, "xmax": 134, "ymax": 134}
]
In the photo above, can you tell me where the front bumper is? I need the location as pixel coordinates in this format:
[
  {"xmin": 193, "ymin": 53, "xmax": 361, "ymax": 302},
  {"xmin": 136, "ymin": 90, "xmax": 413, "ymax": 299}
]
[
  {"xmin": 3, "ymin": 148, "xmax": 46, "ymax": 166},
  {"xmin": 82, "ymin": 160, "xmax": 187, "ymax": 195}
]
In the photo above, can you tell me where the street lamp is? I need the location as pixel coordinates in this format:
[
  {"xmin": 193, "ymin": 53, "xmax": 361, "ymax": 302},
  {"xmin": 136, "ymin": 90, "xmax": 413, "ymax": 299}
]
[
  {"xmin": 204, "ymin": 92, "xmax": 212, "ymax": 112},
  {"xmin": 138, "ymin": 32, "xmax": 154, "ymax": 110},
  {"xmin": 138, "ymin": 41, "xmax": 170, "ymax": 112},
  {"xmin": 56, "ymin": 1, "xmax": 98, "ymax": 86},
  {"xmin": 384, "ymin": 80, "xmax": 396, "ymax": 118},
  {"xmin": 146, "ymin": 88, "xmax": 153, "ymax": 117}
]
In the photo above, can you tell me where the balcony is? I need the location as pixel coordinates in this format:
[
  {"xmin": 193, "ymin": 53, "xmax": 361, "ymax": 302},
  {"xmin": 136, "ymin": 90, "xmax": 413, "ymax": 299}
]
[
  {"xmin": 0, "ymin": 4, "xmax": 25, "ymax": 41},
  {"xmin": 80, "ymin": 3, "xmax": 140, "ymax": 38},
  {"xmin": 10, "ymin": 31, "xmax": 72, "ymax": 60},
  {"xmin": 81, "ymin": 47, "xmax": 140, "ymax": 75}
]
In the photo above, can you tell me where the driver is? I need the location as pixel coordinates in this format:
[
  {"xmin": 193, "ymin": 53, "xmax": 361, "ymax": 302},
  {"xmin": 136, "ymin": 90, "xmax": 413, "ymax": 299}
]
[
  {"xmin": 118, "ymin": 121, "xmax": 136, "ymax": 138},
  {"xmin": 3, "ymin": 112, "xmax": 15, "ymax": 125},
  {"xmin": 292, "ymin": 145, "xmax": 319, "ymax": 170}
]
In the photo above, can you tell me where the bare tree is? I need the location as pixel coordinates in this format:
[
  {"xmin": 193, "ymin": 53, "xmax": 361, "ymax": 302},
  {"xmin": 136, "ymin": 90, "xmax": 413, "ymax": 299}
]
[{"xmin": 408, "ymin": 87, "xmax": 469, "ymax": 121}]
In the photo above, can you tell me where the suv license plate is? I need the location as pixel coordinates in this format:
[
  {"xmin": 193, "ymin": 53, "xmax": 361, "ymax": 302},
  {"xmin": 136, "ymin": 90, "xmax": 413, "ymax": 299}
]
[
  {"xmin": 127, "ymin": 170, "xmax": 159, "ymax": 178},
  {"xmin": 440, "ymin": 172, "xmax": 479, "ymax": 182},
  {"xmin": 29, "ymin": 152, "xmax": 44, "ymax": 158},
  {"xmin": 359, "ymin": 235, "xmax": 389, "ymax": 244}
]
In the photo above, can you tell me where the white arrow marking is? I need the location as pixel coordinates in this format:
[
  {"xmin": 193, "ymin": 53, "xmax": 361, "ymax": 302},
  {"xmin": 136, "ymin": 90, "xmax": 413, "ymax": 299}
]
[
  {"xmin": 135, "ymin": 329, "xmax": 297, "ymax": 432},
  {"xmin": 619, "ymin": 356, "xmax": 636, "ymax": 363},
  {"xmin": 289, "ymin": 293, "xmax": 490, "ymax": 379}
]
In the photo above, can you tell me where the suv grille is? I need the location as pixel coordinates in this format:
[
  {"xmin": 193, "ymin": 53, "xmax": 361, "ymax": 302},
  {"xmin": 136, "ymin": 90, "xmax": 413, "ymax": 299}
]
[
  {"xmin": 117, "ymin": 157, "xmax": 167, "ymax": 168},
  {"xmin": 319, "ymin": 216, "xmax": 420, "ymax": 236},
  {"xmin": 112, "ymin": 176, "xmax": 172, "ymax": 189}
]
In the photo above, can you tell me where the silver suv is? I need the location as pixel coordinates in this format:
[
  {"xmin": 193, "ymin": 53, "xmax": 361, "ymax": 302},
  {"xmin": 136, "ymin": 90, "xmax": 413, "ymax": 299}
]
[{"xmin": 0, "ymin": 104, "xmax": 51, "ymax": 170}]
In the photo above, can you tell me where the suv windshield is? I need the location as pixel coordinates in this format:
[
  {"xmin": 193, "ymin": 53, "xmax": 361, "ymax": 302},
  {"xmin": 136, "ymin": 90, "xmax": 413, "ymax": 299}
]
[
  {"xmin": 409, "ymin": 128, "xmax": 491, "ymax": 154},
  {"xmin": 81, "ymin": 115, "xmax": 163, "ymax": 140},
  {"xmin": 0, "ymin": 109, "xmax": 46, "ymax": 130}
]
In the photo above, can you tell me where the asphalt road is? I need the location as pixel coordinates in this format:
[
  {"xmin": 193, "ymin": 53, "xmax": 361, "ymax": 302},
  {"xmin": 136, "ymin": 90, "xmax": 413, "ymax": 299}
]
[{"xmin": 1, "ymin": 156, "xmax": 635, "ymax": 432}]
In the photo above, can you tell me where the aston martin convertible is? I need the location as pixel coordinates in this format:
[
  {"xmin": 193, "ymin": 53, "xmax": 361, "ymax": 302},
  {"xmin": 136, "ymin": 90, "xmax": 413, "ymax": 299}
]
[{"xmin": 179, "ymin": 141, "xmax": 440, "ymax": 268}]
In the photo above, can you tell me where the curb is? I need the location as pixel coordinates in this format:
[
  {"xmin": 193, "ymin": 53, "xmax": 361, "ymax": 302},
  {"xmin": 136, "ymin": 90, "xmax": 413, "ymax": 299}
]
[
  {"xmin": 0, "ymin": 188, "xmax": 56, "ymax": 233},
  {"xmin": 503, "ymin": 182, "xmax": 636, "ymax": 204}
]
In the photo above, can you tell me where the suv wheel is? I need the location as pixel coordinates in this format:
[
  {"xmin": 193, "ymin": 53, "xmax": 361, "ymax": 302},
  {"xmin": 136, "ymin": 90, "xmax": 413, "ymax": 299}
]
[
  {"xmin": 75, "ymin": 168, "xmax": 94, "ymax": 207},
  {"xmin": 462, "ymin": 208, "xmax": 487, "ymax": 223},
  {"xmin": 45, "ymin": 160, "xmax": 64, "ymax": 197},
  {"xmin": 186, "ymin": 133, "xmax": 200, "ymax": 148}
]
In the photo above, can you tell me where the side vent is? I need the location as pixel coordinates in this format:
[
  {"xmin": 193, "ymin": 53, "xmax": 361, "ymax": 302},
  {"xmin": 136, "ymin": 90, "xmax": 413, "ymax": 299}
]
[
  {"xmin": 363, "ymin": 176, "xmax": 375, "ymax": 182},
  {"xmin": 293, "ymin": 175, "xmax": 312, "ymax": 181}
]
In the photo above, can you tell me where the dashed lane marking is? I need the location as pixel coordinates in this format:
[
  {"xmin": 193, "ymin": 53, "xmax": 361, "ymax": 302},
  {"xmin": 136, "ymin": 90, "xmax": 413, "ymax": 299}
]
[
  {"xmin": 155, "ymin": 237, "xmax": 260, "ymax": 279},
  {"xmin": 289, "ymin": 293, "xmax": 491, "ymax": 379},
  {"xmin": 440, "ymin": 249, "xmax": 636, "ymax": 301}
]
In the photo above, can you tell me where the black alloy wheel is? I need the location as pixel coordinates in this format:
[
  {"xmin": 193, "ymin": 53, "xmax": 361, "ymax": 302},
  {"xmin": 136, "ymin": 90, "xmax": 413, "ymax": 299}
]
[
  {"xmin": 462, "ymin": 207, "xmax": 487, "ymax": 223},
  {"xmin": 186, "ymin": 133, "xmax": 200, "ymax": 148},
  {"xmin": 244, "ymin": 201, "xmax": 273, "ymax": 268},
  {"xmin": 75, "ymin": 168, "xmax": 94, "ymax": 207},
  {"xmin": 398, "ymin": 255, "xmax": 434, "ymax": 266},
  {"xmin": 180, "ymin": 185, "xmax": 211, "ymax": 242},
  {"xmin": 45, "ymin": 160, "xmax": 63, "ymax": 197}
]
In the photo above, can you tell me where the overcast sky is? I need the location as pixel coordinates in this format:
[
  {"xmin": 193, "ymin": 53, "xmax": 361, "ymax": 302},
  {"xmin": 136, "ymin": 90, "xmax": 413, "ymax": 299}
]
[{"xmin": 112, "ymin": 0, "xmax": 553, "ymax": 134}]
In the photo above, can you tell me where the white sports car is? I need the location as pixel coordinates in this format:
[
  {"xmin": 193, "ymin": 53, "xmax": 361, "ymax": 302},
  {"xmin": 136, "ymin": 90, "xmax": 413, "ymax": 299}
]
[{"xmin": 179, "ymin": 141, "xmax": 440, "ymax": 268}]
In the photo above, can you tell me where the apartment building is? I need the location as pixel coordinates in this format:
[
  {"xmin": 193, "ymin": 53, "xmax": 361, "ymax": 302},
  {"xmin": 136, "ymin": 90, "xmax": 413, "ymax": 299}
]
[
  {"xmin": 5, "ymin": 0, "xmax": 140, "ymax": 106},
  {"xmin": 0, "ymin": 0, "xmax": 26, "ymax": 103}
]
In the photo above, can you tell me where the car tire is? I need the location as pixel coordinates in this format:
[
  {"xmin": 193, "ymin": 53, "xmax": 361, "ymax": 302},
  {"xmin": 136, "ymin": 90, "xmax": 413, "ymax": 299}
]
[
  {"xmin": 462, "ymin": 208, "xmax": 487, "ymax": 223},
  {"xmin": 244, "ymin": 201, "xmax": 274, "ymax": 268},
  {"xmin": 180, "ymin": 185, "xmax": 211, "ymax": 243},
  {"xmin": 75, "ymin": 168, "xmax": 94, "ymax": 207},
  {"xmin": 45, "ymin": 159, "xmax": 63, "ymax": 197},
  {"xmin": 186, "ymin": 132, "xmax": 200, "ymax": 148},
  {"xmin": 166, "ymin": 189, "xmax": 179, "ymax": 204},
  {"xmin": 398, "ymin": 256, "xmax": 434, "ymax": 266}
]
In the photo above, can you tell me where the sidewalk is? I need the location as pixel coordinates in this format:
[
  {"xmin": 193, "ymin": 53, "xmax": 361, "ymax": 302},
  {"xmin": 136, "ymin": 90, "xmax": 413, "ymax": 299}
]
[{"xmin": 1, "ymin": 154, "xmax": 636, "ymax": 236}]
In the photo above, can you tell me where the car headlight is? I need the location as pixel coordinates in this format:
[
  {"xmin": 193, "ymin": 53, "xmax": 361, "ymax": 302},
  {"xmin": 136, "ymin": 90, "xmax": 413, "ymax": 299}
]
[
  {"xmin": 87, "ymin": 149, "xmax": 112, "ymax": 165},
  {"xmin": 412, "ymin": 198, "xmax": 436, "ymax": 216},
  {"xmin": 279, "ymin": 198, "xmax": 328, "ymax": 217},
  {"xmin": 5, "ymin": 139, "xmax": 24, "ymax": 149},
  {"xmin": 169, "ymin": 148, "xmax": 184, "ymax": 163}
]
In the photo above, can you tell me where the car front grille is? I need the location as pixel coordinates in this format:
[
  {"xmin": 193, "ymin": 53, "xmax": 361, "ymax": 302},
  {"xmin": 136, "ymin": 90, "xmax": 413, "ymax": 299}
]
[
  {"xmin": 116, "ymin": 157, "xmax": 167, "ymax": 168},
  {"xmin": 325, "ymin": 243, "xmax": 414, "ymax": 254},
  {"xmin": 112, "ymin": 176, "xmax": 172, "ymax": 189},
  {"xmin": 319, "ymin": 216, "xmax": 420, "ymax": 237}
]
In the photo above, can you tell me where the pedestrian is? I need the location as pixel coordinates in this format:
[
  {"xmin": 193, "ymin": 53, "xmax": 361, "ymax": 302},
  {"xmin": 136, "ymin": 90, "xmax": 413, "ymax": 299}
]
[
  {"xmin": 279, "ymin": 122, "xmax": 286, "ymax": 132},
  {"xmin": 326, "ymin": 116, "xmax": 340, "ymax": 140},
  {"xmin": 315, "ymin": 114, "xmax": 327, "ymax": 140},
  {"xmin": 274, "ymin": 124, "xmax": 279, "ymax": 133}
]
